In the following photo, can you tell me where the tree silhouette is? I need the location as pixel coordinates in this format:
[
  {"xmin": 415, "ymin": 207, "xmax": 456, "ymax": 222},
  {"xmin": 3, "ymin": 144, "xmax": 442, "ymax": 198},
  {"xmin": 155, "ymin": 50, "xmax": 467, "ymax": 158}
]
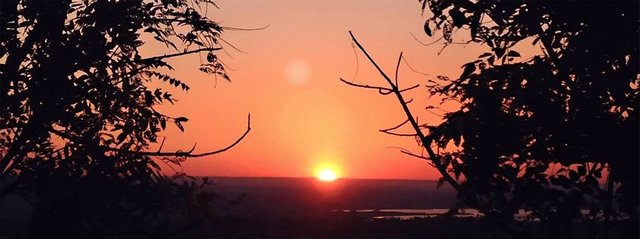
[
  {"xmin": 343, "ymin": 1, "xmax": 638, "ymax": 238},
  {"xmin": 0, "ymin": 0, "xmax": 250, "ymax": 237}
]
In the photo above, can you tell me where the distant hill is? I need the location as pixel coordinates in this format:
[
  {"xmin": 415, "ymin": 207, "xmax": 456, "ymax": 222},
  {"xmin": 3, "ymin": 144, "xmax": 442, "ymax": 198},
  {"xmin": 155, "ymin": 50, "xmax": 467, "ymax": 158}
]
[{"xmin": 207, "ymin": 177, "xmax": 457, "ymax": 217}]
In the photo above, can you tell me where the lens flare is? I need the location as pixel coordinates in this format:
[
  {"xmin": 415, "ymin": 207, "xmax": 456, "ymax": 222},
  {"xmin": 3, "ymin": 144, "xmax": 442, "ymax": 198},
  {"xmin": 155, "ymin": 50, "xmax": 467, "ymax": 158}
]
[{"xmin": 284, "ymin": 59, "xmax": 311, "ymax": 86}]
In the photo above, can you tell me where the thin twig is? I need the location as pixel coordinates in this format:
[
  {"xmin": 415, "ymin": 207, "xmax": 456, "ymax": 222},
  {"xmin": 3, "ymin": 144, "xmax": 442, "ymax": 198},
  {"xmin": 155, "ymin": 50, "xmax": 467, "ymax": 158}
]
[
  {"xmin": 351, "ymin": 42, "xmax": 360, "ymax": 81},
  {"xmin": 395, "ymin": 52, "xmax": 403, "ymax": 86},
  {"xmin": 398, "ymin": 84, "xmax": 420, "ymax": 93},
  {"xmin": 139, "ymin": 48, "xmax": 222, "ymax": 63},
  {"xmin": 218, "ymin": 37, "xmax": 247, "ymax": 54},
  {"xmin": 400, "ymin": 149, "xmax": 431, "ymax": 161},
  {"xmin": 381, "ymin": 119, "xmax": 410, "ymax": 132},
  {"xmin": 401, "ymin": 55, "xmax": 430, "ymax": 76},
  {"xmin": 379, "ymin": 119, "xmax": 417, "ymax": 136},
  {"xmin": 221, "ymin": 24, "xmax": 270, "ymax": 31},
  {"xmin": 157, "ymin": 137, "xmax": 166, "ymax": 153},
  {"xmin": 380, "ymin": 131, "xmax": 418, "ymax": 137},
  {"xmin": 410, "ymin": 32, "xmax": 444, "ymax": 46},
  {"xmin": 339, "ymin": 78, "xmax": 393, "ymax": 92}
]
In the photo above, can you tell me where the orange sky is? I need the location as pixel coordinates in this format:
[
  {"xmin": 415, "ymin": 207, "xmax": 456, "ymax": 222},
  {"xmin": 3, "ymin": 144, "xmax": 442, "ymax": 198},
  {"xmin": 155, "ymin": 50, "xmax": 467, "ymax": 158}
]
[{"xmin": 147, "ymin": 0, "xmax": 533, "ymax": 180}]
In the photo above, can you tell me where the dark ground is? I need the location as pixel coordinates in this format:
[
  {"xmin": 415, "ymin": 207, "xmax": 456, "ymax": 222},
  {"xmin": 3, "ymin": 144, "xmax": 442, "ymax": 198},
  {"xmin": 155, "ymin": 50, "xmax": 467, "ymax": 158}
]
[
  {"xmin": 175, "ymin": 177, "xmax": 634, "ymax": 239},
  {"xmin": 1, "ymin": 177, "xmax": 635, "ymax": 238}
]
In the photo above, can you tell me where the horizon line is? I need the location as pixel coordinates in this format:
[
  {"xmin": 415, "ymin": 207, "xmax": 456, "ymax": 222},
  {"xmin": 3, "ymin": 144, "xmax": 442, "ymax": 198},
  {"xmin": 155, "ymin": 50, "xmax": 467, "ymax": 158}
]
[{"xmin": 184, "ymin": 175, "xmax": 439, "ymax": 181}]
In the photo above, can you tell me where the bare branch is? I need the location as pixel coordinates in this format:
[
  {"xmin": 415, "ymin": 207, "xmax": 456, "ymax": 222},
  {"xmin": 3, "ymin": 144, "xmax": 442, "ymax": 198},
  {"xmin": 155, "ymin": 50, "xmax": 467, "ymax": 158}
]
[
  {"xmin": 221, "ymin": 24, "xmax": 270, "ymax": 31},
  {"xmin": 401, "ymin": 55, "xmax": 430, "ymax": 76},
  {"xmin": 347, "ymin": 31, "xmax": 460, "ymax": 189},
  {"xmin": 378, "ymin": 84, "xmax": 420, "ymax": 95},
  {"xmin": 380, "ymin": 131, "xmax": 418, "ymax": 137},
  {"xmin": 378, "ymin": 88, "xmax": 393, "ymax": 95},
  {"xmin": 339, "ymin": 78, "xmax": 393, "ymax": 92},
  {"xmin": 398, "ymin": 84, "xmax": 420, "ymax": 93},
  {"xmin": 117, "ymin": 114, "xmax": 251, "ymax": 158},
  {"xmin": 425, "ymin": 108, "xmax": 445, "ymax": 117},
  {"xmin": 381, "ymin": 118, "xmax": 410, "ymax": 132},
  {"xmin": 219, "ymin": 37, "xmax": 248, "ymax": 54},
  {"xmin": 400, "ymin": 149, "xmax": 431, "ymax": 161},
  {"xmin": 380, "ymin": 119, "xmax": 418, "ymax": 137},
  {"xmin": 157, "ymin": 137, "xmax": 166, "ymax": 153},
  {"xmin": 405, "ymin": 98, "xmax": 414, "ymax": 104},
  {"xmin": 410, "ymin": 32, "xmax": 444, "ymax": 46},
  {"xmin": 139, "ymin": 47, "xmax": 221, "ymax": 63},
  {"xmin": 395, "ymin": 52, "xmax": 402, "ymax": 86}
]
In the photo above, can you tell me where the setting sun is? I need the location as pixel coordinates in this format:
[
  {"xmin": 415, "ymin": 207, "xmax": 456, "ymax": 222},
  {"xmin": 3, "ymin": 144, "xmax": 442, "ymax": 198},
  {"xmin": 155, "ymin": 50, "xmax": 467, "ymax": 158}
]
[{"xmin": 317, "ymin": 168, "xmax": 338, "ymax": 182}]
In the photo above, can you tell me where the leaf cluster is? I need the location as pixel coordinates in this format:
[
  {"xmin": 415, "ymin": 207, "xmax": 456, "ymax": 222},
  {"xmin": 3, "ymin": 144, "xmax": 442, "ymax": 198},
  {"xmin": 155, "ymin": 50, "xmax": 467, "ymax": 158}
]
[
  {"xmin": 0, "ymin": 0, "xmax": 233, "ymax": 237},
  {"xmin": 418, "ymin": 0, "xmax": 638, "ymax": 236}
]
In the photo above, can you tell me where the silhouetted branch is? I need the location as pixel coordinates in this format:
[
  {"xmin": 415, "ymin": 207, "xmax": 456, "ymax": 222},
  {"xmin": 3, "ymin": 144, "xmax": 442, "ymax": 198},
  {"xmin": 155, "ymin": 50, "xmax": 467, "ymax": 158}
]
[
  {"xmin": 46, "ymin": 115, "xmax": 251, "ymax": 159},
  {"xmin": 400, "ymin": 149, "xmax": 431, "ymax": 161},
  {"xmin": 114, "ymin": 114, "xmax": 251, "ymax": 158},
  {"xmin": 340, "ymin": 78, "xmax": 419, "ymax": 96},
  {"xmin": 219, "ymin": 37, "xmax": 248, "ymax": 54},
  {"xmin": 379, "ymin": 119, "xmax": 417, "ymax": 137},
  {"xmin": 346, "ymin": 31, "xmax": 460, "ymax": 189},
  {"xmin": 425, "ymin": 108, "xmax": 445, "ymax": 117},
  {"xmin": 401, "ymin": 55, "xmax": 430, "ymax": 76},
  {"xmin": 339, "ymin": 78, "xmax": 393, "ymax": 92},
  {"xmin": 398, "ymin": 84, "xmax": 420, "ymax": 93},
  {"xmin": 395, "ymin": 52, "xmax": 402, "ymax": 86},
  {"xmin": 139, "ymin": 47, "xmax": 222, "ymax": 63},
  {"xmin": 157, "ymin": 137, "xmax": 166, "ymax": 153},
  {"xmin": 382, "ymin": 119, "xmax": 410, "ymax": 132},
  {"xmin": 221, "ymin": 24, "xmax": 271, "ymax": 31},
  {"xmin": 410, "ymin": 32, "xmax": 444, "ymax": 46},
  {"xmin": 380, "ymin": 131, "xmax": 418, "ymax": 137}
]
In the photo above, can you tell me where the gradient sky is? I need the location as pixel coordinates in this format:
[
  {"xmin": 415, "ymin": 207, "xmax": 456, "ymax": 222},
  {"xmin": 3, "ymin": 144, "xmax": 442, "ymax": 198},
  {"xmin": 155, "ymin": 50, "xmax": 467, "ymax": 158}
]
[{"xmin": 147, "ymin": 0, "xmax": 527, "ymax": 179}]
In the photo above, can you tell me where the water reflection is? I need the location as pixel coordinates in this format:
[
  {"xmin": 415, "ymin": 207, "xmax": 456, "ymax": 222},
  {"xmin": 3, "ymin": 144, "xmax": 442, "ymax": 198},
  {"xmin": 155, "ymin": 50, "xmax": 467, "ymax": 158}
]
[{"xmin": 333, "ymin": 209, "xmax": 628, "ymax": 221}]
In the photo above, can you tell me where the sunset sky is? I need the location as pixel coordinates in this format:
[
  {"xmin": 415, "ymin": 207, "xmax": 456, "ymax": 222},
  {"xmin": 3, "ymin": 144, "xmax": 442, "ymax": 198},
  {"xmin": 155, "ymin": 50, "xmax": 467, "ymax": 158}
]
[{"xmin": 148, "ymin": 0, "xmax": 518, "ymax": 179}]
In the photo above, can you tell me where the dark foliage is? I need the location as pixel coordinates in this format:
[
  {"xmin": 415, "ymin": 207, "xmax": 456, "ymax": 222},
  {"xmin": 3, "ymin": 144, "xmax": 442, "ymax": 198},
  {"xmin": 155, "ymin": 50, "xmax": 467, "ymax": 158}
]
[
  {"xmin": 344, "ymin": 1, "xmax": 638, "ymax": 238},
  {"xmin": 0, "ymin": 0, "xmax": 245, "ymax": 237},
  {"xmin": 420, "ymin": 1, "xmax": 639, "ymax": 237}
]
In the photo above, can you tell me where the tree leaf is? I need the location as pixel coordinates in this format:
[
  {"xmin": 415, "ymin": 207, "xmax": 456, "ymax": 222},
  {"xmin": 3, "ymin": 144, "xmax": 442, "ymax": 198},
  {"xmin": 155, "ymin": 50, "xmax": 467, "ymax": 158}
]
[
  {"xmin": 207, "ymin": 52, "xmax": 216, "ymax": 63},
  {"xmin": 507, "ymin": 50, "xmax": 521, "ymax": 57},
  {"xmin": 460, "ymin": 62, "xmax": 476, "ymax": 78},
  {"xmin": 478, "ymin": 52, "xmax": 492, "ymax": 58},
  {"xmin": 175, "ymin": 117, "xmax": 189, "ymax": 123},
  {"xmin": 175, "ymin": 121, "xmax": 184, "ymax": 132},
  {"xmin": 449, "ymin": 8, "xmax": 467, "ymax": 28},
  {"xmin": 424, "ymin": 20, "xmax": 432, "ymax": 37}
]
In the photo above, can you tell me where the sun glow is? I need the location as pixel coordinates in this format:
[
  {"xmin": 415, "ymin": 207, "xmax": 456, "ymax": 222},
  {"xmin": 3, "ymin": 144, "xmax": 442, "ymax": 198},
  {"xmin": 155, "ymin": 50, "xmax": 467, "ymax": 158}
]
[{"xmin": 316, "ymin": 168, "xmax": 338, "ymax": 182}]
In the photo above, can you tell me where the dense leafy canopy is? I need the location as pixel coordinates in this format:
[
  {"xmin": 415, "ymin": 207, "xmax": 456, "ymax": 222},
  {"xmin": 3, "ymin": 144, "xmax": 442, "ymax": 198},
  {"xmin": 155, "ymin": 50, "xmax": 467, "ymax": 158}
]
[
  {"xmin": 0, "ymin": 0, "xmax": 235, "ymax": 237},
  {"xmin": 417, "ymin": 0, "xmax": 638, "ymax": 237}
]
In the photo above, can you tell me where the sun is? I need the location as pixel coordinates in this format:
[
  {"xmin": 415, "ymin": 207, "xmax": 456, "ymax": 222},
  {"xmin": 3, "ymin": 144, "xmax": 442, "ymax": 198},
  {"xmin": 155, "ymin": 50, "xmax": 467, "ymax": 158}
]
[{"xmin": 316, "ymin": 168, "xmax": 338, "ymax": 182}]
